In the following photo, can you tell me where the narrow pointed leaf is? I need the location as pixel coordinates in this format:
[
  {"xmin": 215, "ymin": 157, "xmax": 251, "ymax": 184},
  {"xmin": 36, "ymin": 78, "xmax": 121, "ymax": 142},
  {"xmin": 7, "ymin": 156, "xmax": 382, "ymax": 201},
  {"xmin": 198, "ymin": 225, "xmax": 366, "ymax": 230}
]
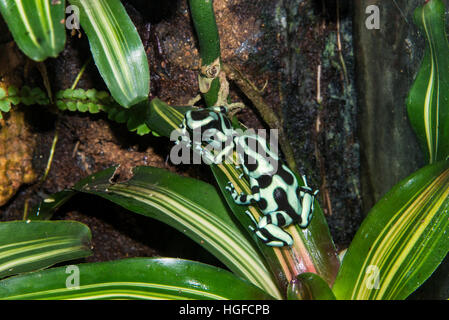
[
  {"xmin": 68, "ymin": 0, "xmax": 149, "ymax": 107},
  {"xmin": 406, "ymin": 0, "xmax": 449, "ymax": 163},
  {"xmin": 0, "ymin": 258, "xmax": 273, "ymax": 300},
  {"xmin": 71, "ymin": 166, "xmax": 281, "ymax": 299},
  {"xmin": 0, "ymin": 0, "xmax": 66, "ymax": 61},
  {"xmin": 0, "ymin": 221, "xmax": 92, "ymax": 279},
  {"xmin": 287, "ymin": 272, "xmax": 336, "ymax": 300},
  {"xmin": 333, "ymin": 160, "xmax": 449, "ymax": 300}
]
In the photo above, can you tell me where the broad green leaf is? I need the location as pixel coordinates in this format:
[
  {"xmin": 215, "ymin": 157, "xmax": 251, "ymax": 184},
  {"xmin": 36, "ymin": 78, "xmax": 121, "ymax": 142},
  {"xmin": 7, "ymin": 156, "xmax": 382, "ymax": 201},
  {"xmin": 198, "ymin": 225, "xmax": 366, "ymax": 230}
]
[
  {"xmin": 406, "ymin": 0, "xmax": 449, "ymax": 163},
  {"xmin": 0, "ymin": 221, "xmax": 91, "ymax": 279},
  {"xmin": 68, "ymin": 0, "xmax": 149, "ymax": 108},
  {"xmin": 333, "ymin": 160, "xmax": 449, "ymax": 300},
  {"xmin": 0, "ymin": 258, "xmax": 273, "ymax": 300},
  {"xmin": 71, "ymin": 166, "xmax": 281, "ymax": 299},
  {"xmin": 287, "ymin": 273, "xmax": 336, "ymax": 300},
  {"xmin": 0, "ymin": 0, "xmax": 66, "ymax": 61}
]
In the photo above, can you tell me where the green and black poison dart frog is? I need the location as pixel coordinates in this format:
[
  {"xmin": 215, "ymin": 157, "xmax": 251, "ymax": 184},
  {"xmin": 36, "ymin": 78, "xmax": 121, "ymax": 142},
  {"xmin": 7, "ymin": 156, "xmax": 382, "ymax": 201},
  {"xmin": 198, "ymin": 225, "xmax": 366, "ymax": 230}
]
[
  {"xmin": 177, "ymin": 106, "xmax": 234, "ymax": 164},
  {"xmin": 226, "ymin": 132, "xmax": 319, "ymax": 247}
]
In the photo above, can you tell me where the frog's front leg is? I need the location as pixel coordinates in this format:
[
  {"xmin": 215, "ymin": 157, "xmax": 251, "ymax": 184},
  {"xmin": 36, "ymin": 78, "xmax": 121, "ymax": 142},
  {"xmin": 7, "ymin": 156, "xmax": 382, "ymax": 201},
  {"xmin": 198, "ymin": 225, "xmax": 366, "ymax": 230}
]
[
  {"xmin": 225, "ymin": 181, "xmax": 260, "ymax": 205},
  {"xmin": 252, "ymin": 214, "xmax": 294, "ymax": 247}
]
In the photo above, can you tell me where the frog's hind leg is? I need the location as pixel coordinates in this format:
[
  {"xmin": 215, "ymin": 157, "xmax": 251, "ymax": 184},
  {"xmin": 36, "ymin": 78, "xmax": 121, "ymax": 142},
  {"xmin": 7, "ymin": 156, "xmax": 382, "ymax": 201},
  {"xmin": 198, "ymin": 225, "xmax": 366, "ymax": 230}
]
[{"xmin": 252, "ymin": 215, "xmax": 293, "ymax": 247}]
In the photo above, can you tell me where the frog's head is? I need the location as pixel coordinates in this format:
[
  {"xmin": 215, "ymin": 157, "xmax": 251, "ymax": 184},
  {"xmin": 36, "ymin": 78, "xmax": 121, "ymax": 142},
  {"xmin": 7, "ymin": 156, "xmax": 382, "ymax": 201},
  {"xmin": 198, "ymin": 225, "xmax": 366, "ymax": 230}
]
[
  {"xmin": 184, "ymin": 110, "xmax": 219, "ymax": 132},
  {"xmin": 235, "ymin": 134, "xmax": 279, "ymax": 178}
]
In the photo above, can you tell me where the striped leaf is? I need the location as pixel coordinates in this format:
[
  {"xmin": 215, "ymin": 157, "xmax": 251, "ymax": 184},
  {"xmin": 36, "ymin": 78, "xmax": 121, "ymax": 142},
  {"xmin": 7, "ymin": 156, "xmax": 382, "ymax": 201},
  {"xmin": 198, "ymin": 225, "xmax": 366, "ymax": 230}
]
[
  {"xmin": 0, "ymin": 0, "xmax": 66, "ymax": 61},
  {"xmin": 332, "ymin": 160, "xmax": 449, "ymax": 300},
  {"xmin": 406, "ymin": 0, "xmax": 449, "ymax": 163},
  {"xmin": 0, "ymin": 258, "xmax": 273, "ymax": 300},
  {"xmin": 0, "ymin": 221, "xmax": 91, "ymax": 279},
  {"xmin": 68, "ymin": 0, "xmax": 149, "ymax": 108},
  {"xmin": 146, "ymin": 98, "xmax": 192, "ymax": 137},
  {"xmin": 72, "ymin": 166, "xmax": 281, "ymax": 299}
]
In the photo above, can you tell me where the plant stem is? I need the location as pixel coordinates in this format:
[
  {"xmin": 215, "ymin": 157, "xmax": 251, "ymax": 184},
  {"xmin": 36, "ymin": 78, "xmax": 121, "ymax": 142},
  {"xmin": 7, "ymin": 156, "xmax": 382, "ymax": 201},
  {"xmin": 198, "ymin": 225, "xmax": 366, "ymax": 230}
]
[
  {"xmin": 71, "ymin": 57, "xmax": 92, "ymax": 90},
  {"xmin": 40, "ymin": 125, "xmax": 59, "ymax": 183},
  {"xmin": 188, "ymin": 0, "xmax": 221, "ymax": 106}
]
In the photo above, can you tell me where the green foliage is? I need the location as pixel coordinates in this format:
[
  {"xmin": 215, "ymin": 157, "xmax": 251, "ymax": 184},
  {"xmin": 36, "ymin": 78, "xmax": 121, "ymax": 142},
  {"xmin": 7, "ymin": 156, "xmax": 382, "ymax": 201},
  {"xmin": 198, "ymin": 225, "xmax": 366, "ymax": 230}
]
[
  {"xmin": 0, "ymin": 220, "xmax": 91, "ymax": 279},
  {"xmin": 67, "ymin": 0, "xmax": 150, "ymax": 108},
  {"xmin": 333, "ymin": 160, "xmax": 449, "ymax": 300},
  {"xmin": 0, "ymin": 258, "xmax": 274, "ymax": 300},
  {"xmin": 0, "ymin": 86, "xmax": 49, "ymax": 119},
  {"xmin": 55, "ymin": 88, "xmax": 152, "ymax": 136},
  {"xmin": 29, "ymin": 166, "xmax": 282, "ymax": 299},
  {"xmin": 0, "ymin": 86, "xmax": 152, "ymax": 136},
  {"xmin": 407, "ymin": 0, "xmax": 449, "ymax": 163},
  {"xmin": 0, "ymin": 0, "xmax": 66, "ymax": 61}
]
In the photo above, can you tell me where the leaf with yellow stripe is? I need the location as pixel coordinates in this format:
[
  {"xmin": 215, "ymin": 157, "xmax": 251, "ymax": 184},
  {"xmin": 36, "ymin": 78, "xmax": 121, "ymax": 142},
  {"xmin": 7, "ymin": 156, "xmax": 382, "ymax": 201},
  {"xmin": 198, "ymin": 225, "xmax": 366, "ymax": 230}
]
[
  {"xmin": 0, "ymin": 0, "xmax": 66, "ymax": 61},
  {"xmin": 0, "ymin": 221, "xmax": 92, "ymax": 279},
  {"xmin": 406, "ymin": 0, "xmax": 449, "ymax": 163},
  {"xmin": 68, "ymin": 0, "xmax": 149, "ymax": 108},
  {"xmin": 0, "ymin": 258, "xmax": 274, "ymax": 300},
  {"xmin": 332, "ymin": 160, "xmax": 449, "ymax": 300},
  {"xmin": 71, "ymin": 166, "xmax": 282, "ymax": 299}
]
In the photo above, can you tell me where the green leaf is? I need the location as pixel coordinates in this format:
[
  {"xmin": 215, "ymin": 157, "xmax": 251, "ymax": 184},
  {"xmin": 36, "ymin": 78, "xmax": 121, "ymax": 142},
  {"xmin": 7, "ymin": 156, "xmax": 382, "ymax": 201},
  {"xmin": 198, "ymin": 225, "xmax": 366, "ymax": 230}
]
[
  {"xmin": 406, "ymin": 0, "xmax": 449, "ymax": 163},
  {"xmin": 333, "ymin": 160, "xmax": 449, "ymax": 300},
  {"xmin": 287, "ymin": 272, "xmax": 336, "ymax": 300},
  {"xmin": 0, "ymin": 258, "xmax": 274, "ymax": 300},
  {"xmin": 0, "ymin": 87, "xmax": 6, "ymax": 100},
  {"xmin": 0, "ymin": 221, "xmax": 92, "ymax": 279},
  {"xmin": 71, "ymin": 166, "xmax": 282, "ymax": 299},
  {"xmin": 0, "ymin": 0, "xmax": 66, "ymax": 61},
  {"xmin": 0, "ymin": 100, "xmax": 10, "ymax": 112},
  {"xmin": 68, "ymin": 0, "xmax": 149, "ymax": 108},
  {"xmin": 145, "ymin": 98, "xmax": 191, "ymax": 137}
]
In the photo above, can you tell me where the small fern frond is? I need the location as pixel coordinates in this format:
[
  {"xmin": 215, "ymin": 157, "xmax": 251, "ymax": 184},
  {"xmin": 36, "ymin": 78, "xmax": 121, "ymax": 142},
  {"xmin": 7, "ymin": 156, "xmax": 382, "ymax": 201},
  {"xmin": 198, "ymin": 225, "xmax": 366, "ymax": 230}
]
[
  {"xmin": 55, "ymin": 88, "xmax": 152, "ymax": 136},
  {"xmin": 0, "ymin": 86, "xmax": 49, "ymax": 119}
]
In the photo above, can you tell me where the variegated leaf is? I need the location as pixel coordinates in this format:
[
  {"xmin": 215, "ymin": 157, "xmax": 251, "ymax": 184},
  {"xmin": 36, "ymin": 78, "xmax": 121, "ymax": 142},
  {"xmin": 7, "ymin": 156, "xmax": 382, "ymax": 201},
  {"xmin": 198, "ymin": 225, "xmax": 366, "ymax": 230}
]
[
  {"xmin": 0, "ymin": 258, "xmax": 274, "ymax": 300},
  {"xmin": 407, "ymin": 0, "xmax": 449, "ymax": 163},
  {"xmin": 333, "ymin": 160, "xmax": 449, "ymax": 300},
  {"xmin": 68, "ymin": 0, "xmax": 149, "ymax": 108},
  {"xmin": 0, "ymin": 0, "xmax": 66, "ymax": 61},
  {"xmin": 72, "ymin": 166, "xmax": 282, "ymax": 299},
  {"xmin": 0, "ymin": 220, "xmax": 91, "ymax": 279}
]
